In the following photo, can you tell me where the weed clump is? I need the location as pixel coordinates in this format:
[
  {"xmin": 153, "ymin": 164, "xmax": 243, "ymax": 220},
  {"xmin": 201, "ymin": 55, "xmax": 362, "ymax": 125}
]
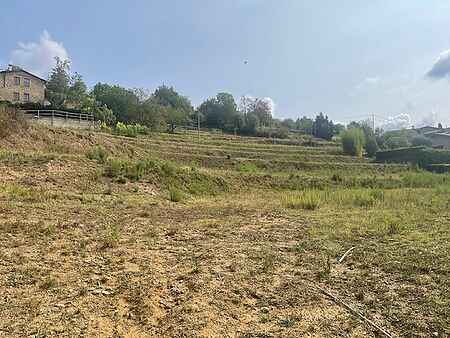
[
  {"xmin": 235, "ymin": 162, "xmax": 259, "ymax": 173},
  {"xmin": 101, "ymin": 223, "xmax": 120, "ymax": 249},
  {"xmin": 282, "ymin": 190, "xmax": 321, "ymax": 210},
  {"xmin": 86, "ymin": 146, "xmax": 109, "ymax": 164},
  {"xmin": 169, "ymin": 187, "xmax": 183, "ymax": 202},
  {"xmin": 0, "ymin": 104, "xmax": 27, "ymax": 138},
  {"xmin": 114, "ymin": 122, "xmax": 149, "ymax": 138}
]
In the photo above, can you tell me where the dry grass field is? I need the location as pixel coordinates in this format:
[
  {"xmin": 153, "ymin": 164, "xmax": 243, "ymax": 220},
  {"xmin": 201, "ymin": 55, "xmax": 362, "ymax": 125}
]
[{"xmin": 0, "ymin": 123, "xmax": 449, "ymax": 337}]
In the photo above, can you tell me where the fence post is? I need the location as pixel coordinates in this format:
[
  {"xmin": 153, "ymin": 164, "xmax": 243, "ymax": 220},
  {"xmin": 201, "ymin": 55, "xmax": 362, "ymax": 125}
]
[
  {"xmin": 51, "ymin": 110, "xmax": 54, "ymax": 126},
  {"xmin": 37, "ymin": 110, "xmax": 40, "ymax": 119}
]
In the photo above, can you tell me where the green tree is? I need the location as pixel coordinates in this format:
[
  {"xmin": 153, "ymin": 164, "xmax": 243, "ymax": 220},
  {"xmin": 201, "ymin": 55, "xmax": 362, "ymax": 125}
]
[
  {"xmin": 411, "ymin": 135, "xmax": 432, "ymax": 147},
  {"xmin": 198, "ymin": 93, "xmax": 242, "ymax": 132},
  {"xmin": 341, "ymin": 128, "xmax": 366, "ymax": 157},
  {"xmin": 91, "ymin": 83, "xmax": 140, "ymax": 123},
  {"xmin": 295, "ymin": 117, "xmax": 313, "ymax": 134},
  {"xmin": 347, "ymin": 120, "xmax": 379, "ymax": 156},
  {"xmin": 281, "ymin": 118, "xmax": 296, "ymax": 130},
  {"xmin": 313, "ymin": 113, "xmax": 334, "ymax": 140},
  {"xmin": 152, "ymin": 85, "xmax": 193, "ymax": 132},
  {"xmin": 46, "ymin": 57, "xmax": 71, "ymax": 107},
  {"xmin": 137, "ymin": 100, "xmax": 167, "ymax": 131},
  {"xmin": 67, "ymin": 73, "xmax": 88, "ymax": 109}
]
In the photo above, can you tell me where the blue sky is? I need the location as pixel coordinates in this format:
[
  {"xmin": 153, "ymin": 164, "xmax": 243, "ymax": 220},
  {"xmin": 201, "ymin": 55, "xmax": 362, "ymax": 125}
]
[{"xmin": 2, "ymin": 0, "xmax": 450, "ymax": 128}]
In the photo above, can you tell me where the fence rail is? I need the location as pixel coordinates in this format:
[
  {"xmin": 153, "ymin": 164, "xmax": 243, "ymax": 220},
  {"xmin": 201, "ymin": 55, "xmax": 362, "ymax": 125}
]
[{"xmin": 23, "ymin": 109, "xmax": 94, "ymax": 121}]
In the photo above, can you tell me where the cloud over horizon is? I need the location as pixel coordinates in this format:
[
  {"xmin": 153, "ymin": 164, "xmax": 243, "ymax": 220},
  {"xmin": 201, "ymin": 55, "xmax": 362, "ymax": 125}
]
[
  {"xmin": 381, "ymin": 113, "xmax": 411, "ymax": 131},
  {"xmin": 426, "ymin": 50, "xmax": 450, "ymax": 79},
  {"xmin": 10, "ymin": 30, "xmax": 70, "ymax": 78}
]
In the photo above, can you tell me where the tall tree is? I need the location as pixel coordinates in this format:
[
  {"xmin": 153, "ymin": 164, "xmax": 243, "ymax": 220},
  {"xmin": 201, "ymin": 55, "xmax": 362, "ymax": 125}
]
[
  {"xmin": 46, "ymin": 57, "xmax": 71, "ymax": 107},
  {"xmin": 312, "ymin": 113, "xmax": 334, "ymax": 140},
  {"xmin": 198, "ymin": 93, "xmax": 241, "ymax": 132},
  {"xmin": 249, "ymin": 98, "xmax": 272, "ymax": 127},
  {"xmin": 151, "ymin": 85, "xmax": 193, "ymax": 132},
  {"xmin": 91, "ymin": 83, "xmax": 140, "ymax": 123},
  {"xmin": 296, "ymin": 117, "xmax": 314, "ymax": 134},
  {"xmin": 67, "ymin": 73, "xmax": 88, "ymax": 109}
]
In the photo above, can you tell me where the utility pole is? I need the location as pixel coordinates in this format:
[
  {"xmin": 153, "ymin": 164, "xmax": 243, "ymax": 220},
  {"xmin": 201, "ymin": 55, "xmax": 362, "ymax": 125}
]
[{"xmin": 372, "ymin": 113, "xmax": 375, "ymax": 131}]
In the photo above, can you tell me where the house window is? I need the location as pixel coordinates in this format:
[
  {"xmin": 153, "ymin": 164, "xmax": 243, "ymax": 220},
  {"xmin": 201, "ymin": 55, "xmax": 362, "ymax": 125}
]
[
  {"xmin": 13, "ymin": 92, "xmax": 20, "ymax": 101},
  {"xmin": 24, "ymin": 93, "xmax": 30, "ymax": 102},
  {"xmin": 14, "ymin": 76, "xmax": 20, "ymax": 86},
  {"xmin": 24, "ymin": 78, "xmax": 30, "ymax": 87}
]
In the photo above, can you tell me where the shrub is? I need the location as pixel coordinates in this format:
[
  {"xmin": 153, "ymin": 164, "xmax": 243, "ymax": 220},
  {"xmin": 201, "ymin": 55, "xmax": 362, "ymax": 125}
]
[
  {"xmin": 341, "ymin": 128, "xmax": 366, "ymax": 157},
  {"xmin": 100, "ymin": 122, "xmax": 112, "ymax": 133},
  {"xmin": 114, "ymin": 122, "xmax": 149, "ymax": 137},
  {"xmin": 169, "ymin": 187, "xmax": 183, "ymax": 202},
  {"xmin": 365, "ymin": 136, "xmax": 379, "ymax": 157},
  {"xmin": 161, "ymin": 161, "xmax": 177, "ymax": 177},
  {"xmin": 385, "ymin": 135, "xmax": 410, "ymax": 149},
  {"xmin": 376, "ymin": 146, "xmax": 450, "ymax": 169},
  {"xmin": 412, "ymin": 135, "xmax": 432, "ymax": 147},
  {"xmin": 282, "ymin": 190, "xmax": 321, "ymax": 210},
  {"xmin": 86, "ymin": 146, "xmax": 109, "ymax": 164},
  {"xmin": 236, "ymin": 162, "xmax": 259, "ymax": 173},
  {"xmin": 104, "ymin": 158, "xmax": 125, "ymax": 178}
]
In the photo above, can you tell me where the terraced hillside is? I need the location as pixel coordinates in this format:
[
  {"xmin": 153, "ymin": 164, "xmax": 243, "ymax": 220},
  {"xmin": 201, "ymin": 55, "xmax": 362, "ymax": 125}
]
[{"xmin": 0, "ymin": 124, "xmax": 448, "ymax": 337}]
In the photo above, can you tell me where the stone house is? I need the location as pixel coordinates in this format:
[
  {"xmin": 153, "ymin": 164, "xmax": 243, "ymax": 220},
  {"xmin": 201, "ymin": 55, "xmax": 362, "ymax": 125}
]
[{"xmin": 0, "ymin": 65, "xmax": 46, "ymax": 104}]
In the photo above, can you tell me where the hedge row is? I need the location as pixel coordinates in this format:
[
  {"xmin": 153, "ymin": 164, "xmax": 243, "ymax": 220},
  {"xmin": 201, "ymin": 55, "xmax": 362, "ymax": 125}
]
[{"xmin": 376, "ymin": 146, "xmax": 450, "ymax": 168}]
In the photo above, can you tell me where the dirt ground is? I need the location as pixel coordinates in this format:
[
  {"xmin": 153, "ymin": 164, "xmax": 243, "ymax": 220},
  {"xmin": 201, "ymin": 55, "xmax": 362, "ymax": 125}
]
[{"xmin": 0, "ymin": 126, "xmax": 448, "ymax": 337}]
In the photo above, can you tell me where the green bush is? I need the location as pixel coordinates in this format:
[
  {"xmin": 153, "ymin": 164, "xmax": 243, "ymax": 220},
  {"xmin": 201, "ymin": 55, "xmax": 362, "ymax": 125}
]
[
  {"xmin": 169, "ymin": 187, "xmax": 184, "ymax": 202},
  {"xmin": 341, "ymin": 128, "xmax": 366, "ymax": 157},
  {"xmin": 104, "ymin": 158, "xmax": 126, "ymax": 178},
  {"xmin": 376, "ymin": 146, "xmax": 450, "ymax": 169},
  {"xmin": 235, "ymin": 162, "xmax": 259, "ymax": 173},
  {"xmin": 385, "ymin": 135, "xmax": 410, "ymax": 149},
  {"xmin": 412, "ymin": 135, "xmax": 432, "ymax": 147},
  {"xmin": 114, "ymin": 122, "xmax": 149, "ymax": 138},
  {"xmin": 86, "ymin": 146, "xmax": 109, "ymax": 164},
  {"xmin": 282, "ymin": 190, "xmax": 321, "ymax": 210},
  {"xmin": 365, "ymin": 136, "xmax": 379, "ymax": 157}
]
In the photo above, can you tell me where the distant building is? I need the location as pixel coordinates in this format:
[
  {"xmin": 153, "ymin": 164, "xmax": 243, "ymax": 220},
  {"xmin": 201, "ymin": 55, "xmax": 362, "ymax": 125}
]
[
  {"xmin": 427, "ymin": 132, "xmax": 450, "ymax": 149},
  {"xmin": 0, "ymin": 65, "xmax": 46, "ymax": 104}
]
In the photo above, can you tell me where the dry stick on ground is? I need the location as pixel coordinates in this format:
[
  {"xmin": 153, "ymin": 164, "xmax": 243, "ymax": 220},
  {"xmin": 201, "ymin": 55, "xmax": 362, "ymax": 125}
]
[
  {"xmin": 310, "ymin": 282, "xmax": 393, "ymax": 338},
  {"xmin": 338, "ymin": 246, "xmax": 355, "ymax": 263}
]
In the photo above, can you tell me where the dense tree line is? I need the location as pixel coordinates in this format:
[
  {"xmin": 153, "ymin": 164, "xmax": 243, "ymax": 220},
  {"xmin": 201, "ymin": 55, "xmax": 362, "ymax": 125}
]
[{"xmin": 42, "ymin": 58, "xmax": 347, "ymax": 140}]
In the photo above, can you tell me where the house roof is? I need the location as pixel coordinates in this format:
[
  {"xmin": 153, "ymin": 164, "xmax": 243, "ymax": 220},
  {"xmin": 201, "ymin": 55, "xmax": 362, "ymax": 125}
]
[
  {"xmin": 0, "ymin": 65, "xmax": 47, "ymax": 83},
  {"xmin": 428, "ymin": 132, "xmax": 450, "ymax": 138}
]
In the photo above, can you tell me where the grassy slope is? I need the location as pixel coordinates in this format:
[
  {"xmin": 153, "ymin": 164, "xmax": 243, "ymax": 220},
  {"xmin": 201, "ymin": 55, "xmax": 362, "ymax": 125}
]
[{"xmin": 0, "ymin": 124, "xmax": 448, "ymax": 337}]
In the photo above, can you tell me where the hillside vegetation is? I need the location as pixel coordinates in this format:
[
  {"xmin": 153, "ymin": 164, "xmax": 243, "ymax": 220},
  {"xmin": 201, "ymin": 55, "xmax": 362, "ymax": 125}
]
[{"xmin": 0, "ymin": 122, "xmax": 448, "ymax": 337}]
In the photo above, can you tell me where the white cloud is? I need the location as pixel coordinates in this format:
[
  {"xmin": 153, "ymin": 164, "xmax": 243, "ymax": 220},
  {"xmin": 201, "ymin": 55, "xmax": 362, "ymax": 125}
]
[
  {"xmin": 348, "ymin": 76, "xmax": 381, "ymax": 97},
  {"xmin": 416, "ymin": 112, "xmax": 438, "ymax": 128},
  {"xmin": 381, "ymin": 113, "xmax": 411, "ymax": 131},
  {"xmin": 426, "ymin": 49, "xmax": 450, "ymax": 79},
  {"xmin": 10, "ymin": 30, "xmax": 70, "ymax": 78}
]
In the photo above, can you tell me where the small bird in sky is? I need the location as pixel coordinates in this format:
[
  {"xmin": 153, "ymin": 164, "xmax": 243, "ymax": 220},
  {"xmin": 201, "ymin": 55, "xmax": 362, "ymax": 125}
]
[{"xmin": 244, "ymin": 60, "xmax": 248, "ymax": 65}]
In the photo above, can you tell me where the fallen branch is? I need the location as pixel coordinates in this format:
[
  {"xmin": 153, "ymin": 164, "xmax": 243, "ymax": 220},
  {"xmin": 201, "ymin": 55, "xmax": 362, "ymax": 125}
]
[
  {"xmin": 338, "ymin": 246, "xmax": 355, "ymax": 263},
  {"xmin": 312, "ymin": 283, "xmax": 393, "ymax": 338}
]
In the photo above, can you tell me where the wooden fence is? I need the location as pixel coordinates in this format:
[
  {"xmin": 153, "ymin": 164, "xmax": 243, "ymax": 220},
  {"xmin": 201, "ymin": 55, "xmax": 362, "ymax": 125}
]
[{"xmin": 23, "ymin": 109, "xmax": 95, "ymax": 128}]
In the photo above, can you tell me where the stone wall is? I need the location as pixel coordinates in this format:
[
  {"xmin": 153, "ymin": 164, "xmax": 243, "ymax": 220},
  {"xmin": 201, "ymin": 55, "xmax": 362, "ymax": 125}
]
[{"xmin": 26, "ymin": 115, "xmax": 96, "ymax": 130}]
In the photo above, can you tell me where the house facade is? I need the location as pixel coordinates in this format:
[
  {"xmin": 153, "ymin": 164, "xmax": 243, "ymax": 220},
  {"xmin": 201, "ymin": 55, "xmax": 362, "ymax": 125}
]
[{"xmin": 0, "ymin": 65, "xmax": 46, "ymax": 104}]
